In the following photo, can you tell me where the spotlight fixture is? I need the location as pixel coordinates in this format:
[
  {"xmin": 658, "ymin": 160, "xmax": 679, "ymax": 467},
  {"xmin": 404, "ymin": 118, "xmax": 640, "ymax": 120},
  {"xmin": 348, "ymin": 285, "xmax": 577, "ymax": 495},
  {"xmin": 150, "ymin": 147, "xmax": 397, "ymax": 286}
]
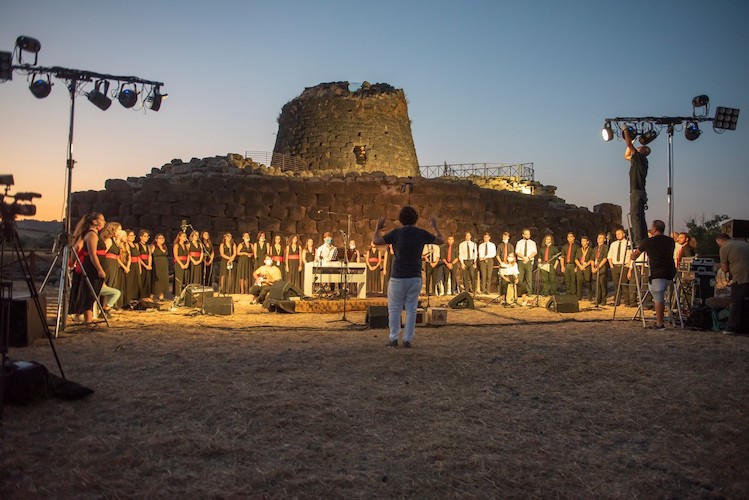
[
  {"xmin": 601, "ymin": 122, "xmax": 613, "ymax": 142},
  {"xmin": 87, "ymin": 80, "xmax": 112, "ymax": 111},
  {"xmin": 146, "ymin": 86, "xmax": 165, "ymax": 111},
  {"xmin": 684, "ymin": 122, "xmax": 701, "ymax": 141},
  {"xmin": 0, "ymin": 51, "xmax": 12, "ymax": 81},
  {"xmin": 29, "ymin": 75, "xmax": 52, "ymax": 98},
  {"xmin": 15, "ymin": 36, "xmax": 42, "ymax": 65},
  {"xmin": 118, "ymin": 86, "xmax": 138, "ymax": 108},
  {"xmin": 639, "ymin": 130, "xmax": 658, "ymax": 146},
  {"xmin": 714, "ymin": 106, "xmax": 740, "ymax": 131},
  {"xmin": 692, "ymin": 95, "xmax": 709, "ymax": 108}
]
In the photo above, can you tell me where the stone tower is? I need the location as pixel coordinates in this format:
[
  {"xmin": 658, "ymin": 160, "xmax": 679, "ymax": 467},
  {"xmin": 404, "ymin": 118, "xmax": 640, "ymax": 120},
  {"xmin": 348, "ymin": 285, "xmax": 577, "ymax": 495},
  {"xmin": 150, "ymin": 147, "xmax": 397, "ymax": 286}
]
[{"xmin": 272, "ymin": 81, "xmax": 419, "ymax": 177}]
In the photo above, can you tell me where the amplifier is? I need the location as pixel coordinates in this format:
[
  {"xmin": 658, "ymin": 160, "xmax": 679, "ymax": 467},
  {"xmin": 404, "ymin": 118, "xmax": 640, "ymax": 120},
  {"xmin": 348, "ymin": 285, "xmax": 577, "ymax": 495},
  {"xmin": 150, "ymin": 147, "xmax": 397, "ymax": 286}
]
[
  {"xmin": 185, "ymin": 286, "xmax": 214, "ymax": 308},
  {"xmin": 202, "ymin": 296, "xmax": 233, "ymax": 315},
  {"xmin": 426, "ymin": 307, "xmax": 448, "ymax": 325}
]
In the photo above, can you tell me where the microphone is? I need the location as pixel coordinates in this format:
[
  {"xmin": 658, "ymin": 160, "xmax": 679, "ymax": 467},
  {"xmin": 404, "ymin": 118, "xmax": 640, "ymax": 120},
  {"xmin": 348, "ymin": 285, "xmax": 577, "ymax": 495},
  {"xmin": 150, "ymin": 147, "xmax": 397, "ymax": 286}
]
[{"xmin": 180, "ymin": 219, "xmax": 187, "ymax": 232}]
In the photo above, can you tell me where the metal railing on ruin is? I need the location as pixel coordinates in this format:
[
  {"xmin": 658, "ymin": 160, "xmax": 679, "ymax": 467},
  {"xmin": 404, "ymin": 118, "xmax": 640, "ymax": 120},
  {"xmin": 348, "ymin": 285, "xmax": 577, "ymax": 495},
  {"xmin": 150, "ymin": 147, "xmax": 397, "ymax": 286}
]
[
  {"xmin": 245, "ymin": 151, "xmax": 307, "ymax": 172},
  {"xmin": 419, "ymin": 162, "xmax": 535, "ymax": 181}
]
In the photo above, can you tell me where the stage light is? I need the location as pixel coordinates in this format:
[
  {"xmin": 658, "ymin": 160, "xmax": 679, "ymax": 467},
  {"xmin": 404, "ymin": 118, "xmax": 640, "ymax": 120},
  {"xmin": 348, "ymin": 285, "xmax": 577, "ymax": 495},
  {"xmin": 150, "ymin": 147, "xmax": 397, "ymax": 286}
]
[
  {"xmin": 15, "ymin": 36, "xmax": 42, "ymax": 65},
  {"xmin": 147, "ymin": 86, "xmax": 165, "ymax": 111},
  {"xmin": 684, "ymin": 122, "xmax": 701, "ymax": 141},
  {"xmin": 87, "ymin": 80, "xmax": 112, "ymax": 111},
  {"xmin": 29, "ymin": 75, "xmax": 52, "ymax": 98},
  {"xmin": 16, "ymin": 36, "xmax": 41, "ymax": 54},
  {"xmin": 601, "ymin": 122, "xmax": 613, "ymax": 142},
  {"xmin": 118, "ymin": 86, "xmax": 138, "ymax": 108},
  {"xmin": 0, "ymin": 51, "xmax": 12, "ymax": 81},
  {"xmin": 639, "ymin": 130, "xmax": 658, "ymax": 146},
  {"xmin": 714, "ymin": 106, "xmax": 740, "ymax": 131},
  {"xmin": 692, "ymin": 95, "xmax": 709, "ymax": 108}
]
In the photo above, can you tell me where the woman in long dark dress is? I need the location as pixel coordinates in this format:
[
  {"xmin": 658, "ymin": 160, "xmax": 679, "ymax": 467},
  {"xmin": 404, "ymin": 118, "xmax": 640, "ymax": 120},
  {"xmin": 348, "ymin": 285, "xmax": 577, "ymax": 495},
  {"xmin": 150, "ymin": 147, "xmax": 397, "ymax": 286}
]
[
  {"xmin": 173, "ymin": 231, "xmax": 190, "ymax": 297},
  {"xmin": 285, "ymin": 234, "xmax": 303, "ymax": 288},
  {"xmin": 270, "ymin": 234, "xmax": 285, "ymax": 280},
  {"xmin": 137, "ymin": 230, "xmax": 153, "ymax": 300},
  {"xmin": 365, "ymin": 241, "xmax": 384, "ymax": 294},
  {"xmin": 101, "ymin": 222, "xmax": 126, "ymax": 309},
  {"xmin": 69, "ymin": 212, "xmax": 107, "ymax": 324},
  {"xmin": 123, "ymin": 229, "xmax": 141, "ymax": 306},
  {"xmin": 235, "ymin": 232, "xmax": 253, "ymax": 294},
  {"xmin": 301, "ymin": 237, "xmax": 316, "ymax": 290},
  {"xmin": 219, "ymin": 233, "xmax": 237, "ymax": 294},
  {"xmin": 151, "ymin": 233, "xmax": 170, "ymax": 301},
  {"xmin": 201, "ymin": 231, "xmax": 215, "ymax": 287},
  {"xmin": 253, "ymin": 231, "xmax": 270, "ymax": 273},
  {"xmin": 188, "ymin": 230, "xmax": 204, "ymax": 285}
]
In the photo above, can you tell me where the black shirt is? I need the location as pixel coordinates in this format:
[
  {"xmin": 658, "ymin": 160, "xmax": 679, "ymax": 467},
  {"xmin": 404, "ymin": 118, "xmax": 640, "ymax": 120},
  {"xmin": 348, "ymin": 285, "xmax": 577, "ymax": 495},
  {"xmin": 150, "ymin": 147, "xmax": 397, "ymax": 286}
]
[
  {"xmin": 630, "ymin": 150, "xmax": 648, "ymax": 192},
  {"xmin": 639, "ymin": 234, "xmax": 676, "ymax": 280},
  {"xmin": 383, "ymin": 226, "xmax": 436, "ymax": 278}
]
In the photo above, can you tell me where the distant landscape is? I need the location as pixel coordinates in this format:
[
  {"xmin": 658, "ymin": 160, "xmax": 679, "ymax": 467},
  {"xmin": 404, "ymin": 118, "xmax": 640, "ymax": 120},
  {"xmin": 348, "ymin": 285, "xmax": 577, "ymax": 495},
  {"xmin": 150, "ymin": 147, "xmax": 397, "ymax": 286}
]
[{"xmin": 15, "ymin": 219, "xmax": 61, "ymax": 248}]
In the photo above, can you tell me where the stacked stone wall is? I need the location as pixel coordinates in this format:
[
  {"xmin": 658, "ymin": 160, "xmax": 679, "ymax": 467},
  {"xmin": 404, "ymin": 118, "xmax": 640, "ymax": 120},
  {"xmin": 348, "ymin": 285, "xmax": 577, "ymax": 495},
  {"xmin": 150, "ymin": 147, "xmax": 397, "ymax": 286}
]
[
  {"xmin": 272, "ymin": 82, "xmax": 419, "ymax": 177},
  {"xmin": 71, "ymin": 155, "xmax": 622, "ymax": 247}
]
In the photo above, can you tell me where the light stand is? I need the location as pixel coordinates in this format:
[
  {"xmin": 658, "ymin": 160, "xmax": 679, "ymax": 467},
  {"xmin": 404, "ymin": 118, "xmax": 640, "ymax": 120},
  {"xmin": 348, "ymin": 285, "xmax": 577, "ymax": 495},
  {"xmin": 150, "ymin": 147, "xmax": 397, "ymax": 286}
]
[
  {"xmin": 2, "ymin": 36, "xmax": 166, "ymax": 333},
  {"xmin": 602, "ymin": 95, "xmax": 740, "ymax": 238}
]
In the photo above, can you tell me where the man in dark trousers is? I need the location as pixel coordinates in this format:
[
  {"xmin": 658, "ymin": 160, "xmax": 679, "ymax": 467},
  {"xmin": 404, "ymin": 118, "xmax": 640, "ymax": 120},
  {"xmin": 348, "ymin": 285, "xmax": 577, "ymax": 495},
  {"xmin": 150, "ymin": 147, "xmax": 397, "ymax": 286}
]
[
  {"xmin": 440, "ymin": 235, "xmax": 460, "ymax": 295},
  {"xmin": 631, "ymin": 220, "xmax": 675, "ymax": 329},
  {"xmin": 716, "ymin": 233, "xmax": 749, "ymax": 335},
  {"xmin": 624, "ymin": 126, "xmax": 651, "ymax": 247},
  {"xmin": 560, "ymin": 232, "xmax": 580, "ymax": 296}
]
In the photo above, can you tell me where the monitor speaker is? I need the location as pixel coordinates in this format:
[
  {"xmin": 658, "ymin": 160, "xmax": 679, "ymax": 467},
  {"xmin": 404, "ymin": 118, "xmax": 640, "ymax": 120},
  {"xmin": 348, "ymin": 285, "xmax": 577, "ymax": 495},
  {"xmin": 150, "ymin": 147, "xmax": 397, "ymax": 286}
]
[
  {"xmin": 366, "ymin": 305, "xmax": 389, "ymax": 329},
  {"xmin": 269, "ymin": 280, "xmax": 304, "ymax": 301},
  {"xmin": 546, "ymin": 294, "xmax": 580, "ymax": 313},
  {"xmin": 202, "ymin": 296, "xmax": 233, "ymax": 315},
  {"xmin": 448, "ymin": 291, "xmax": 474, "ymax": 309}
]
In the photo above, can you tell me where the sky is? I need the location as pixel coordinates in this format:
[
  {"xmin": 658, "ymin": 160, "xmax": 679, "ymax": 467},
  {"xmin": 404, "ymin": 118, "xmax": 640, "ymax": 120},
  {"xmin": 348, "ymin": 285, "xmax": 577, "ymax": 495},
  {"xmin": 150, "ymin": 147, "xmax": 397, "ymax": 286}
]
[{"xmin": 2, "ymin": 0, "xmax": 748, "ymax": 230}]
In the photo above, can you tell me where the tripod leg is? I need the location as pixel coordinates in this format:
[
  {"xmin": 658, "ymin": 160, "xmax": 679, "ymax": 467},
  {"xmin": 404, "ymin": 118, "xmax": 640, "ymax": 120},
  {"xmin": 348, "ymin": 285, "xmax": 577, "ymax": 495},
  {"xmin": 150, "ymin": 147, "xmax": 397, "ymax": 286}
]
[{"xmin": 10, "ymin": 232, "xmax": 66, "ymax": 378}]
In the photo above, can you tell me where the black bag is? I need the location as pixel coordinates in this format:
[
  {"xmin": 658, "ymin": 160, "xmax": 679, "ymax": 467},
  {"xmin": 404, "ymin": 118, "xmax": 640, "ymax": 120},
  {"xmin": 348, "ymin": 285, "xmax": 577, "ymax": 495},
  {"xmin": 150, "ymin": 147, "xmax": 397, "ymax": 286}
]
[{"xmin": 685, "ymin": 305, "xmax": 714, "ymax": 331}]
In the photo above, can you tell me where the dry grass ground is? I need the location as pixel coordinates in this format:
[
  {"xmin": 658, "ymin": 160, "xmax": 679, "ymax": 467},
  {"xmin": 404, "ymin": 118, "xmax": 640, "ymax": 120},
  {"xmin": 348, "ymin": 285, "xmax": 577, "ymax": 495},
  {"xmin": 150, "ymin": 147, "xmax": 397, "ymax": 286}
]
[{"xmin": 2, "ymin": 295, "xmax": 748, "ymax": 498}]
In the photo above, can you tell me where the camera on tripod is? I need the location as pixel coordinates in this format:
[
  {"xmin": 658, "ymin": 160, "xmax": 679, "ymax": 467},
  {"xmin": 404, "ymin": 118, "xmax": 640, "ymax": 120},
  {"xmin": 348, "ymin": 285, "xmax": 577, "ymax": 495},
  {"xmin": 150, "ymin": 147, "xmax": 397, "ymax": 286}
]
[{"xmin": 1, "ymin": 174, "xmax": 41, "ymax": 219}]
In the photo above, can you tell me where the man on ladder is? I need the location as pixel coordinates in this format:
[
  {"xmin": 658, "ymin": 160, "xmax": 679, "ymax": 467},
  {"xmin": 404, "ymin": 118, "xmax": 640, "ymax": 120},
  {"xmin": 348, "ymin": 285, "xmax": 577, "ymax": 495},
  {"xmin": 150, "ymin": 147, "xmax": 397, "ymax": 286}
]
[{"xmin": 630, "ymin": 220, "xmax": 676, "ymax": 329}]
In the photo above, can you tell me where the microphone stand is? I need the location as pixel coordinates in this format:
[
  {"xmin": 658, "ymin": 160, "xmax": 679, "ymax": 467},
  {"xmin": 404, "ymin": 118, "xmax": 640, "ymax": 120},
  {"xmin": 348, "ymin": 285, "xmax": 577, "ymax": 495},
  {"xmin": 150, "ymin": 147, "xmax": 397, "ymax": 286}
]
[{"xmin": 329, "ymin": 229, "xmax": 353, "ymax": 324}]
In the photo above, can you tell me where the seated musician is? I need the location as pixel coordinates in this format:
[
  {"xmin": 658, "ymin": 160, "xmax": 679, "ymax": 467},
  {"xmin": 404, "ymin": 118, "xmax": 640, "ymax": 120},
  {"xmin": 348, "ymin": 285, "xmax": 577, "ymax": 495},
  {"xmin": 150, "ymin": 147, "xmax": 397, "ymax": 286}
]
[
  {"xmin": 499, "ymin": 253, "xmax": 520, "ymax": 305},
  {"xmin": 248, "ymin": 256, "xmax": 282, "ymax": 305}
]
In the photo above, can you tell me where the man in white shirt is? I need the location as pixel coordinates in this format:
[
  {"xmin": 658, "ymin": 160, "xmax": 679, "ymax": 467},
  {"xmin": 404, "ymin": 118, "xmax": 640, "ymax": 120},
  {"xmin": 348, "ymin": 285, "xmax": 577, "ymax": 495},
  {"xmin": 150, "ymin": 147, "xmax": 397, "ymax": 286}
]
[
  {"xmin": 315, "ymin": 231, "xmax": 338, "ymax": 263},
  {"xmin": 477, "ymin": 232, "xmax": 497, "ymax": 294},
  {"xmin": 607, "ymin": 227, "xmax": 632, "ymax": 306},
  {"xmin": 422, "ymin": 243, "xmax": 443, "ymax": 295},
  {"xmin": 515, "ymin": 228, "xmax": 537, "ymax": 294},
  {"xmin": 458, "ymin": 232, "xmax": 478, "ymax": 294}
]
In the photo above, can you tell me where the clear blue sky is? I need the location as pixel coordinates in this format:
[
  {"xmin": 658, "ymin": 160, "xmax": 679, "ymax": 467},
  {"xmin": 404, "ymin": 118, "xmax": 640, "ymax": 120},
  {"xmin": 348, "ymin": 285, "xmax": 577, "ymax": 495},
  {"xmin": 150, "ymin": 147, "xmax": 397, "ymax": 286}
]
[{"xmin": 2, "ymin": 0, "xmax": 748, "ymax": 228}]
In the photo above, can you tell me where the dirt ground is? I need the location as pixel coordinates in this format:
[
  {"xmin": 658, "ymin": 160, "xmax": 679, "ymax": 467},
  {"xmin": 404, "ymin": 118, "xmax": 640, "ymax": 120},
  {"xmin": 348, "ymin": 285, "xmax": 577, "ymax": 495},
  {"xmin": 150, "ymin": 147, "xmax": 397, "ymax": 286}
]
[{"xmin": 1, "ymin": 294, "xmax": 748, "ymax": 498}]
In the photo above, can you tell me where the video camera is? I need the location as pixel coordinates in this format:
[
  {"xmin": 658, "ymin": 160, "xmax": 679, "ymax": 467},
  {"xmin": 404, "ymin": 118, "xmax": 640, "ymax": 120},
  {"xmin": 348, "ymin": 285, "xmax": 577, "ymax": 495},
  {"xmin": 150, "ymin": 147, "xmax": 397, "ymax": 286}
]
[{"xmin": 1, "ymin": 174, "xmax": 41, "ymax": 220}]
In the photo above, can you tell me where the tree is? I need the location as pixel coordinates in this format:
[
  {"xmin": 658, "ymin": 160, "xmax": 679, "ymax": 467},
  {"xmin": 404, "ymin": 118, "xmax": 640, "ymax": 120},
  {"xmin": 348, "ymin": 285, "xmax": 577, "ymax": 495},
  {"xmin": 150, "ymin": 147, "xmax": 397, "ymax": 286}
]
[{"xmin": 685, "ymin": 214, "xmax": 729, "ymax": 256}]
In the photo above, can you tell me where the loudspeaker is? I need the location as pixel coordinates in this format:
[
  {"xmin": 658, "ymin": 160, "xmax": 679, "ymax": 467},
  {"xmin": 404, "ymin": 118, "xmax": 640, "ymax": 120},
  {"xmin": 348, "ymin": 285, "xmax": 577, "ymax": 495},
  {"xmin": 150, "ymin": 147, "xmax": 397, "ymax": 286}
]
[
  {"xmin": 720, "ymin": 219, "xmax": 749, "ymax": 239},
  {"xmin": 401, "ymin": 307, "xmax": 427, "ymax": 327},
  {"xmin": 4, "ymin": 296, "xmax": 47, "ymax": 347},
  {"xmin": 269, "ymin": 280, "xmax": 305, "ymax": 301},
  {"xmin": 264, "ymin": 298, "xmax": 296, "ymax": 313},
  {"xmin": 427, "ymin": 307, "xmax": 448, "ymax": 325},
  {"xmin": 184, "ymin": 285, "xmax": 214, "ymax": 308},
  {"xmin": 366, "ymin": 305, "xmax": 389, "ymax": 329},
  {"xmin": 448, "ymin": 291, "xmax": 474, "ymax": 309},
  {"xmin": 202, "ymin": 296, "xmax": 233, "ymax": 315},
  {"xmin": 546, "ymin": 294, "xmax": 580, "ymax": 313}
]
